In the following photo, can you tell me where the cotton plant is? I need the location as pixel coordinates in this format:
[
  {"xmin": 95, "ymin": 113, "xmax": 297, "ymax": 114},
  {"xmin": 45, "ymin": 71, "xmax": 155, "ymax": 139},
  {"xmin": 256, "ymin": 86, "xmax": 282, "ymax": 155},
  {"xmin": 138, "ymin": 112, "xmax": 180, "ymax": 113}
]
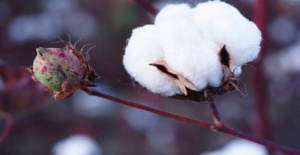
[
  {"xmin": 123, "ymin": 0, "xmax": 262, "ymax": 98},
  {"xmin": 28, "ymin": 39, "xmax": 99, "ymax": 100},
  {"xmin": 23, "ymin": 1, "xmax": 300, "ymax": 154},
  {"xmin": 52, "ymin": 134, "xmax": 103, "ymax": 155},
  {"xmin": 201, "ymin": 139, "xmax": 267, "ymax": 155}
]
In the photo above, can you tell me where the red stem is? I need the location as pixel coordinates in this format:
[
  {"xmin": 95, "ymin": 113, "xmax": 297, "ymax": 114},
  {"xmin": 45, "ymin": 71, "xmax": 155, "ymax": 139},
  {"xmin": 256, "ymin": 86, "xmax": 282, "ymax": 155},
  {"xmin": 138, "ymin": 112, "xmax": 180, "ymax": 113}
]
[
  {"xmin": 81, "ymin": 88, "xmax": 211, "ymax": 128},
  {"xmin": 135, "ymin": 0, "xmax": 157, "ymax": 15},
  {"xmin": 218, "ymin": 125, "xmax": 300, "ymax": 155},
  {"xmin": 81, "ymin": 88, "xmax": 300, "ymax": 155},
  {"xmin": 206, "ymin": 95, "xmax": 222, "ymax": 127},
  {"xmin": 0, "ymin": 111, "xmax": 13, "ymax": 143},
  {"xmin": 252, "ymin": 0, "xmax": 270, "ymax": 141}
]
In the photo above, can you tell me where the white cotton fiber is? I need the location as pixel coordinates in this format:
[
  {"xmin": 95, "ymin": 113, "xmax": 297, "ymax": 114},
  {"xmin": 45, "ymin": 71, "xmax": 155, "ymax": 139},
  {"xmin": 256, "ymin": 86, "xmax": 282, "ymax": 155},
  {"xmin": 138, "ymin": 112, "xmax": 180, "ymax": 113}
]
[
  {"xmin": 193, "ymin": 1, "xmax": 262, "ymax": 75},
  {"xmin": 155, "ymin": 4, "xmax": 223, "ymax": 90},
  {"xmin": 123, "ymin": 25, "xmax": 182, "ymax": 96},
  {"xmin": 123, "ymin": 1, "xmax": 262, "ymax": 96},
  {"xmin": 201, "ymin": 139, "xmax": 267, "ymax": 155}
]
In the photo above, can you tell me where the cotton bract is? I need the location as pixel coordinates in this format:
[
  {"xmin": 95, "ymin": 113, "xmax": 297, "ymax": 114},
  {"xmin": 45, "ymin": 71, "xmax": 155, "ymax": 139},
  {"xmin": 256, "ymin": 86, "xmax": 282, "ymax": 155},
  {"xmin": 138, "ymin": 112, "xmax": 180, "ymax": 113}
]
[{"xmin": 123, "ymin": 1, "xmax": 261, "ymax": 96}]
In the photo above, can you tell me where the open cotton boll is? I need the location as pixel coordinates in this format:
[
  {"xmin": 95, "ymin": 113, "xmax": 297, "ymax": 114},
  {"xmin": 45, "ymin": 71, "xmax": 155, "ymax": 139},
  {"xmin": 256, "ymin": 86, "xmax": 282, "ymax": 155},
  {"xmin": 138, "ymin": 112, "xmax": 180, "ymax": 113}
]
[
  {"xmin": 155, "ymin": 4, "xmax": 223, "ymax": 90},
  {"xmin": 193, "ymin": 1, "xmax": 261, "ymax": 75},
  {"xmin": 123, "ymin": 25, "xmax": 182, "ymax": 96},
  {"xmin": 201, "ymin": 139, "xmax": 267, "ymax": 155}
]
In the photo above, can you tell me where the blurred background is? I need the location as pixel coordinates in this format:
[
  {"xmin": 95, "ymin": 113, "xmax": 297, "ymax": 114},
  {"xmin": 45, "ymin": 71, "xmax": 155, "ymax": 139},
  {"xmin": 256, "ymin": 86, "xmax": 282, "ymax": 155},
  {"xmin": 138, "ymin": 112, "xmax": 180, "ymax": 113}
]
[{"xmin": 0, "ymin": 0, "xmax": 300, "ymax": 155}]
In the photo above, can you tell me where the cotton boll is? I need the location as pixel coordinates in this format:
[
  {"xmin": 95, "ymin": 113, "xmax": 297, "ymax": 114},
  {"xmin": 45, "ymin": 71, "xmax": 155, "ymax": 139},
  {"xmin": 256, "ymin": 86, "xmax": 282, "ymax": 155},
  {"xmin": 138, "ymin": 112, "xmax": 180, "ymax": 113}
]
[
  {"xmin": 193, "ymin": 1, "xmax": 261, "ymax": 74},
  {"xmin": 201, "ymin": 139, "xmax": 267, "ymax": 155},
  {"xmin": 52, "ymin": 134, "xmax": 102, "ymax": 155},
  {"xmin": 123, "ymin": 25, "xmax": 182, "ymax": 96},
  {"xmin": 155, "ymin": 4, "xmax": 192, "ymax": 26},
  {"xmin": 155, "ymin": 4, "xmax": 223, "ymax": 90}
]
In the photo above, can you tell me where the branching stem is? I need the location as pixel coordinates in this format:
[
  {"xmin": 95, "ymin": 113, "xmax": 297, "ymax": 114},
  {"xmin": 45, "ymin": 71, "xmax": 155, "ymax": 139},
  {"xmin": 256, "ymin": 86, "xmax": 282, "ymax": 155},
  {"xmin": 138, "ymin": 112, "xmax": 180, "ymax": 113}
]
[
  {"xmin": 81, "ymin": 88, "xmax": 211, "ymax": 128},
  {"xmin": 86, "ymin": 1, "xmax": 299, "ymax": 154},
  {"xmin": 81, "ymin": 88, "xmax": 300, "ymax": 155},
  {"xmin": 0, "ymin": 111, "xmax": 13, "ymax": 143},
  {"xmin": 205, "ymin": 91, "xmax": 222, "ymax": 127},
  {"xmin": 135, "ymin": 0, "xmax": 157, "ymax": 15}
]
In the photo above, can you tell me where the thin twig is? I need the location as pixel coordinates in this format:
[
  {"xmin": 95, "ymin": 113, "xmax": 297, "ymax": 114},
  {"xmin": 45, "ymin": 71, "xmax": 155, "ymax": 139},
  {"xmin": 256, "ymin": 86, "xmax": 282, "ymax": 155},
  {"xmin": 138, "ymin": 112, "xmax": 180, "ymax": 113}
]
[
  {"xmin": 81, "ymin": 88, "xmax": 300, "ymax": 155},
  {"xmin": 81, "ymin": 88, "xmax": 211, "ymax": 128},
  {"xmin": 204, "ymin": 93, "xmax": 300, "ymax": 155},
  {"xmin": 253, "ymin": 0, "xmax": 269, "ymax": 136},
  {"xmin": 0, "ymin": 111, "xmax": 13, "ymax": 143},
  {"xmin": 135, "ymin": 0, "xmax": 157, "ymax": 15},
  {"xmin": 217, "ymin": 125, "xmax": 300, "ymax": 155},
  {"xmin": 252, "ymin": 1, "xmax": 272, "ymax": 154},
  {"xmin": 205, "ymin": 91, "xmax": 222, "ymax": 127}
]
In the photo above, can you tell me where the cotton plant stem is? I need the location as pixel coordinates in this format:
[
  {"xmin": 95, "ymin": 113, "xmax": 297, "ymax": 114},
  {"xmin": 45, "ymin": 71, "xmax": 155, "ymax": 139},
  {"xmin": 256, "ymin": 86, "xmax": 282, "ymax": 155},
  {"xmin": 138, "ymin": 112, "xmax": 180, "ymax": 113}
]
[
  {"xmin": 205, "ymin": 93, "xmax": 222, "ymax": 127},
  {"xmin": 252, "ymin": 0, "xmax": 272, "ymax": 148},
  {"xmin": 81, "ymin": 88, "xmax": 211, "ymax": 128},
  {"xmin": 135, "ymin": 0, "xmax": 157, "ymax": 15},
  {"xmin": 81, "ymin": 88, "xmax": 300, "ymax": 155},
  {"xmin": 0, "ymin": 111, "xmax": 13, "ymax": 143},
  {"xmin": 216, "ymin": 125, "xmax": 300, "ymax": 155},
  {"xmin": 253, "ymin": 0, "xmax": 269, "ymax": 136},
  {"xmin": 206, "ymin": 97, "xmax": 299, "ymax": 155}
]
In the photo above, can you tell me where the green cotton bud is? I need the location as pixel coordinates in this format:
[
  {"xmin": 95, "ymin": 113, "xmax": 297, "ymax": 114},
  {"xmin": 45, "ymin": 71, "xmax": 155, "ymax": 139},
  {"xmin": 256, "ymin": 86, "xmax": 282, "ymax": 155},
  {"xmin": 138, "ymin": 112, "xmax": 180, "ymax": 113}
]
[
  {"xmin": 33, "ymin": 47, "xmax": 85, "ymax": 91},
  {"xmin": 30, "ymin": 42, "xmax": 99, "ymax": 100}
]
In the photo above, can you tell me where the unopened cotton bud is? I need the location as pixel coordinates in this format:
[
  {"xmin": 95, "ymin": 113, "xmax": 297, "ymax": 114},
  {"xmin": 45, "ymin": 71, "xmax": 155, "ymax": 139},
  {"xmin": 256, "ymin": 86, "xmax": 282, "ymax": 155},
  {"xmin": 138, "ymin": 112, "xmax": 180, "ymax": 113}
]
[
  {"xmin": 31, "ymin": 42, "xmax": 98, "ymax": 100},
  {"xmin": 33, "ymin": 47, "xmax": 85, "ymax": 91}
]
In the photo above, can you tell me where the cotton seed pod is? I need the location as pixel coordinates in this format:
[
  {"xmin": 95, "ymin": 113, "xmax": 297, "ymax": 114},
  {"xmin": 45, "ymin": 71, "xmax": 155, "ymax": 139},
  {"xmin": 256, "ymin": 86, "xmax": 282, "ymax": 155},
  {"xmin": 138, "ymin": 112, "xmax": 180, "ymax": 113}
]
[
  {"xmin": 31, "ymin": 42, "xmax": 98, "ymax": 100},
  {"xmin": 33, "ymin": 47, "xmax": 85, "ymax": 91}
]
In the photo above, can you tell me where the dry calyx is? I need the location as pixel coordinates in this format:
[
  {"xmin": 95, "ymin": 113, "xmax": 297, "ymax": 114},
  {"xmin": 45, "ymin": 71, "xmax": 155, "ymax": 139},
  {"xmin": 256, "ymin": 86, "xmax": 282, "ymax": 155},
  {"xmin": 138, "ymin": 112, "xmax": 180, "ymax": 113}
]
[
  {"xmin": 150, "ymin": 46, "xmax": 240, "ymax": 101},
  {"xmin": 28, "ymin": 40, "xmax": 99, "ymax": 100}
]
